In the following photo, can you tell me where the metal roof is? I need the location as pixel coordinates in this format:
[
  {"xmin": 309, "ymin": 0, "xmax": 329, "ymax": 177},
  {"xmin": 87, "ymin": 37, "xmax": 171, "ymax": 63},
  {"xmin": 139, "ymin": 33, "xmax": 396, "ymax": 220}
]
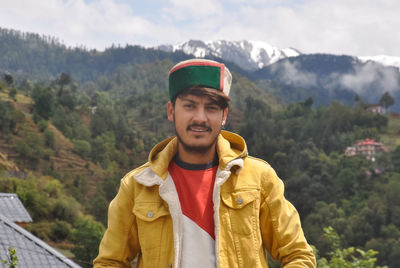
[
  {"xmin": 0, "ymin": 193, "xmax": 32, "ymax": 223},
  {"xmin": 0, "ymin": 214, "xmax": 81, "ymax": 268}
]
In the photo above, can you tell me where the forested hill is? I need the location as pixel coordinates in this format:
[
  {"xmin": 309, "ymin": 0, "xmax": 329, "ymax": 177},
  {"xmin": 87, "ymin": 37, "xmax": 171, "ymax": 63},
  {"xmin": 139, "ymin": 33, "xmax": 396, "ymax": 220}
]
[
  {"xmin": 0, "ymin": 28, "xmax": 252, "ymax": 83},
  {"xmin": 0, "ymin": 28, "xmax": 190, "ymax": 81},
  {"xmin": 1, "ymin": 27, "xmax": 400, "ymax": 267},
  {"xmin": 253, "ymin": 54, "xmax": 400, "ymax": 111},
  {"xmin": 1, "ymin": 27, "xmax": 398, "ymax": 112}
]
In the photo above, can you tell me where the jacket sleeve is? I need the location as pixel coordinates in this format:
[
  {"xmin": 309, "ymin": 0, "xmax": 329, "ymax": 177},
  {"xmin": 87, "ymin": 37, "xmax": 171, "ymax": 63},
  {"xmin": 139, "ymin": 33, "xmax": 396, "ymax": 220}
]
[
  {"xmin": 259, "ymin": 166, "xmax": 316, "ymax": 267},
  {"xmin": 93, "ymin": 175, "xmax": 140, "ymax": 267}
]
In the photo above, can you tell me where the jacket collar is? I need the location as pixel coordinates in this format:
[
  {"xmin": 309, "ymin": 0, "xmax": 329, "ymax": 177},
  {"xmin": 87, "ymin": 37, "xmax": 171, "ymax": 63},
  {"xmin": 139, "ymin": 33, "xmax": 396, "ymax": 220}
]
[
  {"xmin": 148, "ymin": 136, "xmax": 178, "ymax": 180},
  {"xmin": 216, "ymin": 131, "xmax": 247, "ymax": 171},
  {"xmin": 137, "ymin": 130, "xmax": 247, "ymax": 183}
]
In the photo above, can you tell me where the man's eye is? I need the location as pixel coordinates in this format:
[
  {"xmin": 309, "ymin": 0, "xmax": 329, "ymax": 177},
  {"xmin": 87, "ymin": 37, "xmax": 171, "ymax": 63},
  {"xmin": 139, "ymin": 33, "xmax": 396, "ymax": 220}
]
[
  {"xmin": 184, "ymin": 104, "xmax": 193, "ymax": 108},
  {"xmin": 207, "ymin": 106, "xmax": 219, "ymax": 111}
]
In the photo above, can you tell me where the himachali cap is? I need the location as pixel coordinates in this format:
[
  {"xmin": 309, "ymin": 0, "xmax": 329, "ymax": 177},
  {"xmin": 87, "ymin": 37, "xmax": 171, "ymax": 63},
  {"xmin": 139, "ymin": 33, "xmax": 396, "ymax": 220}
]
[{"xmin": 168, "ymin": 59, "xmax": 232, "ymax": 100}]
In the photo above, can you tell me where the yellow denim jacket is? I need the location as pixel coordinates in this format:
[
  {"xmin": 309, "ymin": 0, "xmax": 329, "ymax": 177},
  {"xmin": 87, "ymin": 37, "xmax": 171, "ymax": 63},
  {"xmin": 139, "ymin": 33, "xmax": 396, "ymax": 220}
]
[{"xmin": 93, "ymin": 131, "xmax": 316, "ymax": 267}]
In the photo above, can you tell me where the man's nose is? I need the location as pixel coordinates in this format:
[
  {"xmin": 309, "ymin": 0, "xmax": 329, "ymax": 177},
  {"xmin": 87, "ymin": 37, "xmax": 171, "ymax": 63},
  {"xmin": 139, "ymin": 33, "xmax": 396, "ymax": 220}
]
[{"xmin": 192, "ymin": 107, "xmax": 207, "ymax": 122}]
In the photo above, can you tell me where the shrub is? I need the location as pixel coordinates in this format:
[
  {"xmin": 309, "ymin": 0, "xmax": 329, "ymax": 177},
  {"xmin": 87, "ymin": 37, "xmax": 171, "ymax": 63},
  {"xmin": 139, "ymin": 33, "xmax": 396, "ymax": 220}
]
[
  {"xmin": 72, "ymin": 217, "xmax": 105, "ymax": 268},
  {"xmin": 26, "ymin": 222, "xmax": 52, "ymax": 241},
  {"xmin": 50, "ymin": 220, "xmax": 72, "ymax": 241},
  {"xmin": 44, "ymin": 129, "xmax": 55, "ymax": 148},
  {"xmin": 15, "ymin": 128, "xmax": 45, "ymax": 168},
  {"xmin": 37, "ymin": 120, "xmax": 49, "ymax": 132},
  {"xmin": 8, "ymin": 88, "xmax": 17, "ymax": 101},
  {"xmin": 51, "ymin": 198, "xmax": 80, "ymax": 224},
  {"xmin": 73, "ymin": 139, "xmax": 91, "ymax": 159}
]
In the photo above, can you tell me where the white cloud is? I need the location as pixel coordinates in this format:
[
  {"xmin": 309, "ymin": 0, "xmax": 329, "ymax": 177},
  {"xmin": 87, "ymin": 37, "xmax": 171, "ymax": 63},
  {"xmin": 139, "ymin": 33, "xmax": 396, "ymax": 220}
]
[
  {"xmin": 340, "ymin": 62, "xmax": 400, "ymax": 95},
  {"xmin": 270, "ymin": 60, "xmax": 318, "ymax": 88},
  {"xmin": 0, "ymin": 0, "xmax": 168, "ymax": 49},
  {"xmin": 266, "ymin": 57, "xmax": 400, "ymax": 102},
  {"xmin": 211, "ymin": 0, "xmax": 400, "ymax": 56},
  {"xmin": 0, "ymin": 0, "xmax": 399, "ymax": 56},
  {"xmin": 163, "ymin": 0, "xmax": 223, "ymax": 21}
]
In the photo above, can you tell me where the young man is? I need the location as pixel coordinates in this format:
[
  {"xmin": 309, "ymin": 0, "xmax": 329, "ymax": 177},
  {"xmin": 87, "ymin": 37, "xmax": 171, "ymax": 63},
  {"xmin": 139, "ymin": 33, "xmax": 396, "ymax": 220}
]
[{"xmin": 93, "ymin": 59, "xmax": 316, "ymax": 267}]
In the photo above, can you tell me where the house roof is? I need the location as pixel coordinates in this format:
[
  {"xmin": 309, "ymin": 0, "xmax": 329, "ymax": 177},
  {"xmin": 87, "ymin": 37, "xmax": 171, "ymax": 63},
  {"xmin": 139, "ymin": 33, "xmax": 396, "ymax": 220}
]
[
  {"xmin": 357, "ymin": 138, "xmax": 384, "ymax": 146},
  {"xmin": 0, "ymin": 214, "xmax": 81, "ymax": 268},
  {"xmin": 0, "ymin": 193, "xmax": 32, "ymax": 223}
]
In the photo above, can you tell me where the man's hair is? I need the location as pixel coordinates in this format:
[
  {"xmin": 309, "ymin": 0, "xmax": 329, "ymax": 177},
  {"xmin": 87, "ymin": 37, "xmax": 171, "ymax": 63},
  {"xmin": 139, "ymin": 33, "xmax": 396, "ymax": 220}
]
[{"xmin": 171, "ymin": 86, "xmax": 231, "ymax": 109}]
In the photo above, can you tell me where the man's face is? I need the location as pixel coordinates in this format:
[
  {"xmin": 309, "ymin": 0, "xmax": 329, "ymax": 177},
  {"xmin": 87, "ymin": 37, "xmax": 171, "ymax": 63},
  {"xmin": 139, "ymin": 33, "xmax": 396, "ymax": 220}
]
[{"xmin": 167, "ymin": 93, "xmax": 228, "ymax": 154}]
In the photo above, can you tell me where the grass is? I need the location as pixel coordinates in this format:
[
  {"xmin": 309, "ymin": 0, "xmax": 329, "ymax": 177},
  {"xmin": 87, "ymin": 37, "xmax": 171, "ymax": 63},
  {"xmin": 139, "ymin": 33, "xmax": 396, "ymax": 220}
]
[
  {"xmin": 0, "ymin": 91, "xmax": 10, "ymax": 100},
  {"xmin": 381, "ymin": 116, "xmax": 400, "ymax": 151},
  {"xmin": 0, "ymin": 90, "xmax": 32, "ymax": 104}
]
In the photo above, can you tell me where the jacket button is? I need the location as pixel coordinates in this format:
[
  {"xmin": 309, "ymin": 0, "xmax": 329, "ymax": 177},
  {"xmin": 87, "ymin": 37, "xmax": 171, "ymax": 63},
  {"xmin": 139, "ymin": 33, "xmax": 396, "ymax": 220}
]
[
  {"xmin": 147, "ymin": 211, "xmax": 154, "ymax": 218},
  {"xmin": 237, "ymin": 197, "xmax": 243, "ymax": 205}
]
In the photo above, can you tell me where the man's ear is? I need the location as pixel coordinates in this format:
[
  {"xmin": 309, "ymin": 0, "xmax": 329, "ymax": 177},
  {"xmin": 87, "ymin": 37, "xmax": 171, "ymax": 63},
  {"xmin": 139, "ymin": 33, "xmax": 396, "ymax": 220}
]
[
  {"xmin": 222, "ymin": 107, "xmax": 229, "ymax": 125},
  {"xmin": 167, "ymin": 101, "xmax": 174, "ymax": 122}
]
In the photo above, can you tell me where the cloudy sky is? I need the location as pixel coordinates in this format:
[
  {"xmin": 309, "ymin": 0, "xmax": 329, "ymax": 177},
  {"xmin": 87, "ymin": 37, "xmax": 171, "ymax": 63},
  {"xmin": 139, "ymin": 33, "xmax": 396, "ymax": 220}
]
[{"xmin": 0, "ymin": 0, "xmax": 399, "ymax": 57}]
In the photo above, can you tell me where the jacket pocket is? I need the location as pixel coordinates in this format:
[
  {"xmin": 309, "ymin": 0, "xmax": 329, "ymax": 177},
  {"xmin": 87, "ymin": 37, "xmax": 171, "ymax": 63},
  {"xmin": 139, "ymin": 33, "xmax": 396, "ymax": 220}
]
[
  {"xmin": 133, "ymin": 202, "xmax": 169, "ymax": 222},
  {"xmin": 133, "ymin": 202, "xmax": 174, "ymax": 267},
  {"xmin": 221, "ymin": 190, "xmax": 259, "ymax": 235},
  {"xmin": 133, "ymin": 202, "xmax": 170, "ymax": 250}
]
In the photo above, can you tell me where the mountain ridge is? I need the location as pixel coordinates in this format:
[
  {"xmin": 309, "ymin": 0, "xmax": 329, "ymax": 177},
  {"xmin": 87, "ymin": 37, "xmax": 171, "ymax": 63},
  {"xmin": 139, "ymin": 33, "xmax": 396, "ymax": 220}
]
[
  {"xmin": 157, "ymin": 38, "xmax": 400, "ymax": 111},
  {"xmin": 157, "ymin": 39, "xmax": 300, "ymax": 71},
  {"xmin": 0, "ymin": 27, "xmax": 398, "ymax": 111},
  {"xmin": 157, "ymin": 39, "xmax": 400, "ymax": 72}
]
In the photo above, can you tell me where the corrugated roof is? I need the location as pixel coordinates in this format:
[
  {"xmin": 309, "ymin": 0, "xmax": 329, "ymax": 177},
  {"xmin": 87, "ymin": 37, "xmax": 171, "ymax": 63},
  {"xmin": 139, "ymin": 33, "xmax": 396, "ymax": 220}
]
[
  {"xmin": 0, "ymin": 214, "xmax": 81, "ymax": 268},
  {"xmin": 0, "ymin": 193, "xmax": 32, "ymax": 223}
]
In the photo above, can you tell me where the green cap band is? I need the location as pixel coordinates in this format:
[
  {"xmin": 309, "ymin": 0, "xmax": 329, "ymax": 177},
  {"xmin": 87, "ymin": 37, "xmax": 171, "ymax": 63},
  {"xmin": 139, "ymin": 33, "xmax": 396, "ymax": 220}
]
[{"xmin": 168, "ymin": 61, "xmax": 224, "ymax": 100}]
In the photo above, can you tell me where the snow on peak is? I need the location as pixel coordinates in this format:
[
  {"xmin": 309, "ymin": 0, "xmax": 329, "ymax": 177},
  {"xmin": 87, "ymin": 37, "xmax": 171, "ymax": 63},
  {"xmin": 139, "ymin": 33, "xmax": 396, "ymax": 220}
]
[
  {"xmin": 245, "ymin": 40, "xmax": 300, "ymax": 68},
  {"xmin": 157, "ymin": 39, "xmax": 301, "ymax": 71},
  {"xmin": 157, "ymin": 40, "xmax": 400, "ymax": 73},
  {"xmin": 359, "ymin": 55, "xmax": 400, "ymax": 71}
]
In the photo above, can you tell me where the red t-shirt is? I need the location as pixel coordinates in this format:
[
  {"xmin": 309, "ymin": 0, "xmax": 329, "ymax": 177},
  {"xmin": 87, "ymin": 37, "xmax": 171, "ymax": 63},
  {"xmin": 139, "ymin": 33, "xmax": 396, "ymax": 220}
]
[{"xmin": 168, "ymin": 154, "xmax": 218, "ymax": 239}]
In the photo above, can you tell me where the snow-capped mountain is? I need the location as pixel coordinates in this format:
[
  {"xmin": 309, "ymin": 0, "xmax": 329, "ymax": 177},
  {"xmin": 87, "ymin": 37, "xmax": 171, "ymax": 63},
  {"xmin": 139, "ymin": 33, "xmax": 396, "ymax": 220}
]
[
  {"xmin": 158, "ymin": 39, "xmax": 400, "ymax": 73},
  {"xmin": 156, "ymin": 39, "xmax": 400, "ymax": 111},
  {"xmin": 157, "ymin": 40, "xmax": 301, "ymax": 71},
  {"xmin": 358, "ymin": 55, "xmax": 400, "ymax": 71}
]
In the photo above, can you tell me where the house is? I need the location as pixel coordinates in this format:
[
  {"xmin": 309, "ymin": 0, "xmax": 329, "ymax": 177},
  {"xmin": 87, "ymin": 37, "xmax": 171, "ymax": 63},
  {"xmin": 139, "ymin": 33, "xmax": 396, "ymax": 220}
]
[
  {"xmin": 344, "ymin": 146, "xmax": 357, "ymax": 157},
  {"xmin": 0, "ymin": 215, "xmax": 82, "ymax": 267},
  {"xmin": 345, "ymin": 138, "xmax": 387, "ymax": 160},
  {"xmin": 0, "ymin": 193, "xmax": 82, "ymax": 268},
  {"xmin": 0, "ymin": 193, "xmax": 32, "ymax": 227},
  {"xmin": 357, "ymin": 138, "xmax": 387, "ymax": 159},
  {"xmin": 391, "ymin": 112, "xmax": 400, "ymax": 119},
  {"xmin": 366, "ymin": 105, "xmax": 386, "ymax": 115}
]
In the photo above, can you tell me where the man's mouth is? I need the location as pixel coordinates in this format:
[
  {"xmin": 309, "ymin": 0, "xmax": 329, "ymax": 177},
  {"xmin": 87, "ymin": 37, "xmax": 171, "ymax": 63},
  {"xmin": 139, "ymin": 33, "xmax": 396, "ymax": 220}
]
[{"xmin": 187, "ymin": 125, "xmax": 211, "ymax": 132}]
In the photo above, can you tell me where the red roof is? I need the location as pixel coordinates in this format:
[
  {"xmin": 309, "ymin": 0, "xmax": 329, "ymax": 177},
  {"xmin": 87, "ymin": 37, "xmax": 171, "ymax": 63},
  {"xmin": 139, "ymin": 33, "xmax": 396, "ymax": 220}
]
[{"xmin": 358, "ymin": 138, "xmax": 377, "ymax": 146}]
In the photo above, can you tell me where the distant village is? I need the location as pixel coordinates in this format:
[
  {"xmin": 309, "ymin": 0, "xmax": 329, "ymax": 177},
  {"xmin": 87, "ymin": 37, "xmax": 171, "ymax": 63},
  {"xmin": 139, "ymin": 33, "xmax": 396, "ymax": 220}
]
[
  {"xmin": 345, "ymin": 103, "xmax": 393, "ymax": 162},
  {"xmin": 345, "ymin": 138, "xmax": 387, "ymax": 161}
]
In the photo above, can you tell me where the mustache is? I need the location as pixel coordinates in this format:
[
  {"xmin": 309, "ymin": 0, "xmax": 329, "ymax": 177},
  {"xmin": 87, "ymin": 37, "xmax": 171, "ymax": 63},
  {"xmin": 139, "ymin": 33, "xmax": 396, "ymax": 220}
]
[{"xmin": 187, "ymin": 124, "xmax": 212, "ymax": 132}]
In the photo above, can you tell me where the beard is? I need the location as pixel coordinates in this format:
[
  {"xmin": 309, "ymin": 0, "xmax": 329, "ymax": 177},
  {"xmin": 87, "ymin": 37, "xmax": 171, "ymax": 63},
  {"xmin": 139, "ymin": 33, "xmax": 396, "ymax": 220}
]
[{"xmin": 174, "ymin": 121, "xmax": 220, "ymax": 155}]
